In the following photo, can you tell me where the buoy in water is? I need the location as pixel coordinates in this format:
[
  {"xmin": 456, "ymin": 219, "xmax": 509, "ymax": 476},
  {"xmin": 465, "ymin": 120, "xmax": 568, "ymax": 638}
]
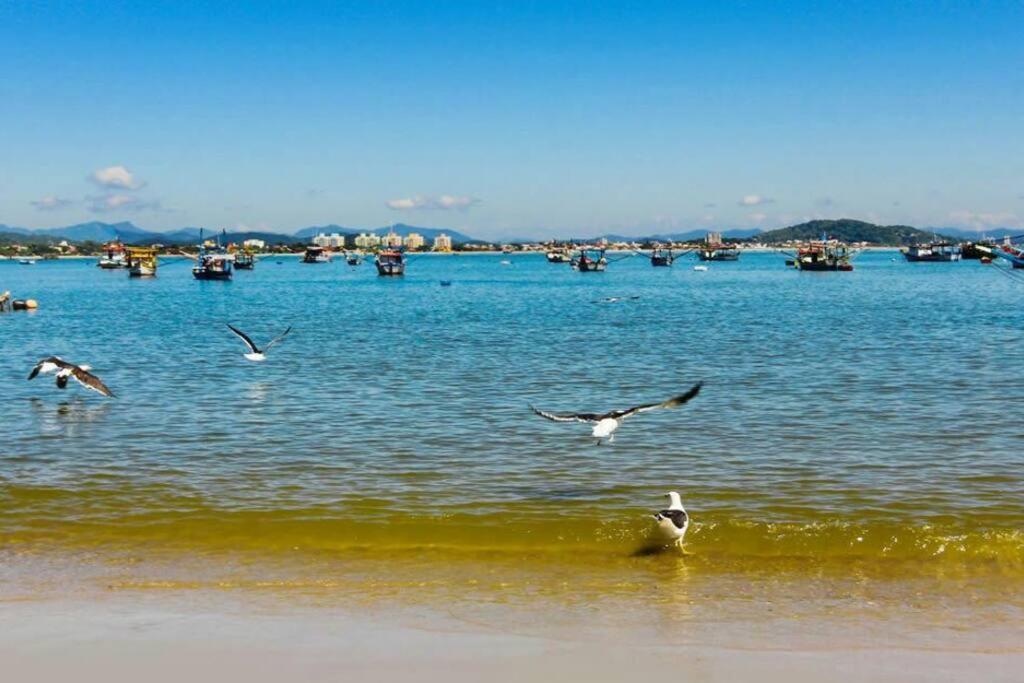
[{"xmin": 12, "ymin": 299, "xmax": 38, "ymax": 310}]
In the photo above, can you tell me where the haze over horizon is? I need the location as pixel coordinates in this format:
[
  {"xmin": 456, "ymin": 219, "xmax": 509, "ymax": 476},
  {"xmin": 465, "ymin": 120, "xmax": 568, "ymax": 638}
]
[{"xmin": 1, "ymin": 2, "xmax": 1021, "ymax": 239}]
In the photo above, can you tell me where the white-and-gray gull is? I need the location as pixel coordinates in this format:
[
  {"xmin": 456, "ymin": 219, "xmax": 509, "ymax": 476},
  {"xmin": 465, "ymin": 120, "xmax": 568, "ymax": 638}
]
[
  {"xmin": 227, "ymin": 324, "xmax": 292, "ymax": 362},
  {"xmin": 28, "ymin": 356, "xmax": 114, "ymax": 397},
  {"xmin": 653, "ymin": 491, "xmax": 689, "ymax": 547},
  {"xmin": 530, "ymin": 382, "xmax": 702, "ymax": 445}
]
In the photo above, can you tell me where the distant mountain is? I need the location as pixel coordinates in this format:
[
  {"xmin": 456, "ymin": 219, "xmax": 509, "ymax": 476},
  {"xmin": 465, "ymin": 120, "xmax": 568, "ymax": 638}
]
[
  {"xmin": 923, "ymin": 226, "xmax": 1021, "ymax": 240},
  {"xmin": 0, "ymin": 224, "xmax": 31, "ymax": 235},
  {"xmin": 33, "ymin": 221, "xmax": 157, "ymax": 242},
  {"xmin": 292, "ymin": 223, "xmax": 476, "ymax": 244},
  {"xmin": 0, "ymin": 221, "xmax": 479, "ymax": 246},
  {"xmin": 661, "ymin": 228, "xmax": 763, "ymax": 242},
  {"xmin": 531, "ymin": 228, "xmax": 763, "ymax": 244},
  {"xmin": 0, "ymin": 230, "xmax": 40, "ymax": 244},
  {"xmin": 220, "ymin": 231, "xmax": 301, "ymax": 246},
  {"xmin": 754, "ymin": 219, "xmax": 953, "ymax": 246},
  {"xmin": 369, "ymin": 223, "xmax": 476, "ymax": 244},
  {"xmin": 292, "ymin": 224, "xmax": 356, "ymax": 239},
  {"xmin": 145, "ymin": 227, "xmax": 203, "ymax": 244},
  {"xmin": 10, "ymin": 218, "xmax": 1001, "ymax": 248}
]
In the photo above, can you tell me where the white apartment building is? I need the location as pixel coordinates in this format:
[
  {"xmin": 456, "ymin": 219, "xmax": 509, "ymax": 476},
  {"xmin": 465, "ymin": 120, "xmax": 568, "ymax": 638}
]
[
  {"xmin": 403, "ymin": 232, "xmax": 425, "ymax": 250},
  {"xmin": 312, "ymin": 232, "xmax": 346, "ymax": 249},
  {"xmin": 354, "ymin": 232, "xmax": 382, "ymax": 249},
  {"xmin": 432, "ymin": 233, "xmax": 453, "ymax": 252}
]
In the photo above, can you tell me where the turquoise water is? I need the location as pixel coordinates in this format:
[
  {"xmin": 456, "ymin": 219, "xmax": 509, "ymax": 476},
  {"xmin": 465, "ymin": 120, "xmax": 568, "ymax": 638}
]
[{"xmin": 1, "ymin": 252, "xmax": 1022, "ymax": 572}]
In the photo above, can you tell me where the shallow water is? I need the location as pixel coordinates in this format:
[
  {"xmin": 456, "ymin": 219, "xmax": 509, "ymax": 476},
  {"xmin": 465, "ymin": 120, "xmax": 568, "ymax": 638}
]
[{"xmin": 1, "ymin": 252, "xmax": 1023, "ymax": 591}]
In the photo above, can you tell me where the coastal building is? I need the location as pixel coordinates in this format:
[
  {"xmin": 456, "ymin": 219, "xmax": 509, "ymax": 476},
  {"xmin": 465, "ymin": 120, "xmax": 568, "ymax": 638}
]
[
  {"xmin": 383, "ymin": 231, "xmax": 404, "ymax": 248},
  {"xmin": 706, "ymin": 231, "xmax": 723, "ymax": 244},
  {"xmin": 403, "ymin": 232, "xmax": 425, "ymax": 250},
  {"xmin": 312, "ymin": 232, "xmax": 346, "ymax": 249},
  {"xmin": 432, "ymin": 233, "xmax": 453, "ymax": 252},
  {"xmin": 243, "ymin": 238, "xmax": 266, "ymax": 250},
  {"xmin": 354, "ymin": 232, "xmax": 382, "ymax": 249}
]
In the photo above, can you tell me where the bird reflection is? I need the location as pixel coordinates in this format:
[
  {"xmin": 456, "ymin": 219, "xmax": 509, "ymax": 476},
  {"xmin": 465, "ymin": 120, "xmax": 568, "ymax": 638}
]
[
  {"xmin": 29, "ymin": 397, "xmax": 111, "ymax": 437},
  {"xmin": 640, "ymin": 552, "xmax": 695, "ymax": 632},
  {"xmin": 245, "ymin": 381, "xmax": 271, "ymax": 402}
]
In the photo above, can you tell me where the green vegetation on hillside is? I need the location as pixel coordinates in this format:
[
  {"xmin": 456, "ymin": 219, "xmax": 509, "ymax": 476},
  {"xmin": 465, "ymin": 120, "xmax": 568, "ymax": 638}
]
[{"xmin": 753, "ymin": 219, "xmax": 953, "ymax": 246}]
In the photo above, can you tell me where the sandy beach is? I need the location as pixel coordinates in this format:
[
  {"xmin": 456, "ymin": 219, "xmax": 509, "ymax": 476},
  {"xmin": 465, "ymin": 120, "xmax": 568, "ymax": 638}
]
[{"xmin": 3, "ymin": 591, "xmax": 1021, "ymax": 683}]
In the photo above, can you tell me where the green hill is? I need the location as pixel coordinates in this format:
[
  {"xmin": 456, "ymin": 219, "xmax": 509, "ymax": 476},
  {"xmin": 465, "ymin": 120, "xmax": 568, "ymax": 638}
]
[{"xmin": 755, "ymin": 219, "xmax": 953, "ymax": 245}]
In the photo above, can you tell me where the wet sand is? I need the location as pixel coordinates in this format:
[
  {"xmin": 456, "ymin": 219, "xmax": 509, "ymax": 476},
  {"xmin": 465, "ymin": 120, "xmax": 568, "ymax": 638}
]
[
  {"xmin": 4, "ymin": 593, "xmax": 1019, "ymax": 683},
  {"xmin": 3, "ymin": 590, "xmax": 1021, "ymax": 683}
]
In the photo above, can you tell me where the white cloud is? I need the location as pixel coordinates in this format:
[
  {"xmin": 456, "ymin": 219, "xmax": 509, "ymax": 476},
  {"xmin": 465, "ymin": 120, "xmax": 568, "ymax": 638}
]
[
  {"xmin": 387, "ymin": 196, "xmax": 423, "ymax": 210},
  {"xmin": 948, "ymin": 210, "xmax": 1019, "ymax": 231},
  {"xmin": 739, "ymin": 194, "xmax": 773, "ymax": 206},
  {"xmin": 386, "ymin": 194, "xmax": 480, "ymax": 211},
  {"xmin": 30, "ymin": 195, "xmax": 74, "ymax": 210},
  {"xmin": 87, "ymin": 193, "xmax": 161, "ymax": 213},
  {"xmin": 747, "ymin": 212, "xmax": 768, "ymax": 223},
  {"xmin": 90, "ymin": 165, "xmax": 145, "ymax": 190}
]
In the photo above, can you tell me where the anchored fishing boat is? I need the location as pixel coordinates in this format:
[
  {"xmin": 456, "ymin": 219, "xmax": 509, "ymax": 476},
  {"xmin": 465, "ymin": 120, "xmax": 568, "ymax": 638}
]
[
  {"xmin": 302, "ymin": 246, "xmax": 331, "ymax": 263},
  {"xmin": 545, "ymin": 248, "xmax": 570, "ymax": 263},
  {"xmin": 992, "ymin": 243, "xmax": 1024, "ymax": 269},
  {"xmin": 571, "ymin": 248, "xmax": 607, "ymax": 272},
  {"xmin": 698, "ymin": 243, "xmax": 739, "ymax": 261},
  {"xmin": 126, "ymin": 247, "xmax": 157, "ymax": 278},
  {"xmin": 234, "ymin": 249, "xmax": 256, "ymax": 270},
  {"xmin": 902, "ymin": 241, "xmax": 962, "ymax": 262},
  {"xmin": 794, "ymin": 238, "xmax": 854, "ymax": 271},
  {"xmin": 375, "ymin": 248, "xmax": 406, "ymax": 276},
  {"xmin": 345, "ymin": 251, "xmax": 363, "ymax": 266},
  {"xmin": 17, "ymin": 256, "xmax": 39, "ymax": 265},
  {"xmin": 962, "ymin": 239, "xmax": 996, "ymax": 260},
  {"xmin": 192, "ymin": 229, "xmax": 233, "ymax": 281},
  {"xmin": 650, "ymin": 247, "xmax": 675, "ymax": 267},
  {"xmin": 97, "ymin": 239, "xmax": 129, "ymax": 269}
]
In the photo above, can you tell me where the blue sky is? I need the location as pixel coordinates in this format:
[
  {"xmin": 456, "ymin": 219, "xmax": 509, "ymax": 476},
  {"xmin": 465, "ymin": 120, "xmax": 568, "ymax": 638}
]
[{"xmin": 1, "ymin": 1, "xmax": 1021, "ymax": 238}]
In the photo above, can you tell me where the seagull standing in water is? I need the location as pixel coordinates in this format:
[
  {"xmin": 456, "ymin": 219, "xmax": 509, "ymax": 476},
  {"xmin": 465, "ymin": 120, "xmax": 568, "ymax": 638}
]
[
  {"xmin": 653, "ymin": 491, "xmax": 689, "ymax": 548},
  {"xmin": 226, "ymin": 324, "xmax": 292, "ymax": 361},
  {"xmin": 28, "ymin": 356, "xmax": 114, "ymax": 397},
  {"xmin": 530, "ymin": 382, "xmax": 702, "ymax": 445}
]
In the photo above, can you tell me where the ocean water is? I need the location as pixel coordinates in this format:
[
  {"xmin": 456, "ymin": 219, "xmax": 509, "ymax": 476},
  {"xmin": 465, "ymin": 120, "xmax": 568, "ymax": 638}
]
[{"xmin": 2, "ymin": 252, "xmax": 1023, "ymax": 602}]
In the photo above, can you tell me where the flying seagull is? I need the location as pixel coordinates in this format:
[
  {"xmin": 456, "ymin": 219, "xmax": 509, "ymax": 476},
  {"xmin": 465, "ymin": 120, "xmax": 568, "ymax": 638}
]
[
  {"xmin": 28, "ymin": 356, "xmax": 114, "ymax": 397},
  {"xmin": 530, "ymin": 381, "xmax": 702, "ymax": 445},
  {"xmin": 653, "ymin": 491, "xmax": 689, "ymax": 548},
  {"xmin": 227, "ymin": 324, "xmax": 292, "ymax": 361}
]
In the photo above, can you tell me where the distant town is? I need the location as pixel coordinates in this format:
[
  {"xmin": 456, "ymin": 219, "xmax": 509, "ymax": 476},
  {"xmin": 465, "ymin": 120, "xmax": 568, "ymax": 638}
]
[{"xmin": 0, "ymin": 218, "xmax": 1005, "ymax": 258}]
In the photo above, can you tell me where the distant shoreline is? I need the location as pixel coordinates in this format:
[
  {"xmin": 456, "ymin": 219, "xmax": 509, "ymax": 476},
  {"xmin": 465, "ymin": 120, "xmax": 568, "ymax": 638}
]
[{"xmin": 1, "ymin": 246, "xmax": 907, "ymax": 261}]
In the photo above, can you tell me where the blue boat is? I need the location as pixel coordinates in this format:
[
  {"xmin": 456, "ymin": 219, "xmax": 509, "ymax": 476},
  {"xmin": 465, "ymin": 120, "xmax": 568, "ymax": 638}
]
[{"xmin": 192, "ymin": 229, "xmax": 233, "ymax": 281}]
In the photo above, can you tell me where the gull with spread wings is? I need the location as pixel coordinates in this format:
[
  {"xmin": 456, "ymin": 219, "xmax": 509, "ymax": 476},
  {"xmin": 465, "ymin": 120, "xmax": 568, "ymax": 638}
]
[
  {"xmin": 530, "ymin": 382, "xmax": 702, "ymax": 445},
  {"xmin": 226, "ymin": 324, "xmax": 292, "ymax": 361},
  {"xmin": 28, "ymin": 356, "xmax": 114, "ymax": 397}
]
